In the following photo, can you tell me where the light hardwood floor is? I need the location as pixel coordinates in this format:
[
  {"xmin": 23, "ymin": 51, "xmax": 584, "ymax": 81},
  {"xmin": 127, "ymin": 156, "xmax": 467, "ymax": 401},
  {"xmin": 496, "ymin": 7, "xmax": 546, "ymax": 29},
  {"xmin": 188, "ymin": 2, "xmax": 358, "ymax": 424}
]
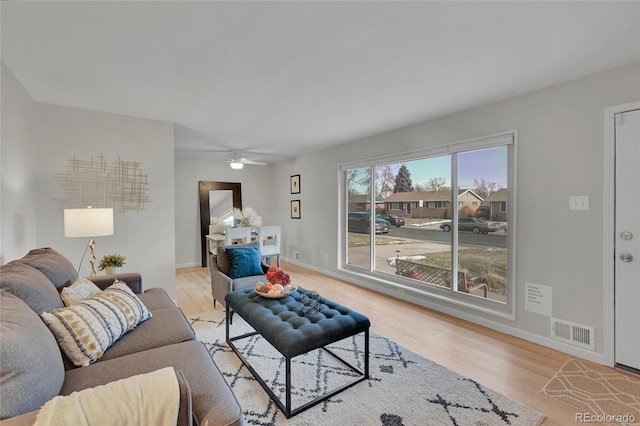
[{"xmin": 175, "ymin": 262, "xmax": 617, "ymax": 426}]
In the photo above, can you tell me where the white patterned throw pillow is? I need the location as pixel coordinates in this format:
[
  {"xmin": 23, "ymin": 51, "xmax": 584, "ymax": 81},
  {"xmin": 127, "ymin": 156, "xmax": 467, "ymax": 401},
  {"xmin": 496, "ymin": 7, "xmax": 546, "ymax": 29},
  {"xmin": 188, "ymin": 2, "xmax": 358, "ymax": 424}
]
[
  {"xmin": 41, "ymin": 280, "xmax": 152, "ymax": 367},
  {"xmin": 104, "ymin": 280, "xmax": 152, "ymax": 326},
  {"xmin": 60, "ymin": 277, "xmax": 102, "ymax": 306}
]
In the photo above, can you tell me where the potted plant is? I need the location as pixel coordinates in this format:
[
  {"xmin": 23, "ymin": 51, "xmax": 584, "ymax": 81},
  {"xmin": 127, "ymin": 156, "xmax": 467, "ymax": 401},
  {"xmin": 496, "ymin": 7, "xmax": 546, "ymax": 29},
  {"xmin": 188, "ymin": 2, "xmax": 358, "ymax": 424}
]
[{"xmin": 97, "ymin": 254, "xmax": 126, "ymax": 275}]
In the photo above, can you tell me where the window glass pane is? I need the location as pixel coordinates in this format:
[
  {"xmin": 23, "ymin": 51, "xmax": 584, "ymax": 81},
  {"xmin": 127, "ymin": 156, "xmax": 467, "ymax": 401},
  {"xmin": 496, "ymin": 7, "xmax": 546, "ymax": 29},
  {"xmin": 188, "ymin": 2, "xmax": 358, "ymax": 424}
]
[
  {"xmin": 373, "ymin": 157, "xmax": 454, "ymax": 291},
  {"xmin": 457, "ymin": 146, "xmax": 508, "ymax": 302},
  {"xmin": 346, "ymin": 167, "xmax": 371, "ymax": 270},
  {"xmin": 341, "ymin": 133, "xmax": 513, "ymax": 315}
]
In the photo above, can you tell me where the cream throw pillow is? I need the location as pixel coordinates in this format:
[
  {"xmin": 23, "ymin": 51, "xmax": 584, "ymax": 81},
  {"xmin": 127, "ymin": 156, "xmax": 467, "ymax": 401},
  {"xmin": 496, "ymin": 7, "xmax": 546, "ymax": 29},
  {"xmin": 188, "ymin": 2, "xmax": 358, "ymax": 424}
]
[
  {"xmin": 41, "ymin": 281, "xmax": 152, "ymax": 367},
  {"xmin": 60, "ymin": 277, "xmax": 102, "ymax": 306}
]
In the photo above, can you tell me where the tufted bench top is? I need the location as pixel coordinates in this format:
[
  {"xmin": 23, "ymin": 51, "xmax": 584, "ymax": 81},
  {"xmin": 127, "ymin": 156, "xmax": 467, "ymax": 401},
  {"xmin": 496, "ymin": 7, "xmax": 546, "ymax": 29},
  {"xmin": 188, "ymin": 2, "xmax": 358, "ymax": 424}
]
[{"xmin": 225, "ymin": 287, "xmax": 370, "ymax": 358}]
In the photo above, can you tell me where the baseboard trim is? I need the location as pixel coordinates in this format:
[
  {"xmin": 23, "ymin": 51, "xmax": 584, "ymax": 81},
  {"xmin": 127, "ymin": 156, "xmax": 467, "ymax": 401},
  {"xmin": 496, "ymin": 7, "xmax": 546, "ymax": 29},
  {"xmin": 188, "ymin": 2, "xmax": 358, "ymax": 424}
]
[
  {"xmin": 282, "ymin": 257, "xmax": 607, "ymax": 365},
  {"xmin": 176, "ymin": 262, "xmax": 199, "ymax": 269}
]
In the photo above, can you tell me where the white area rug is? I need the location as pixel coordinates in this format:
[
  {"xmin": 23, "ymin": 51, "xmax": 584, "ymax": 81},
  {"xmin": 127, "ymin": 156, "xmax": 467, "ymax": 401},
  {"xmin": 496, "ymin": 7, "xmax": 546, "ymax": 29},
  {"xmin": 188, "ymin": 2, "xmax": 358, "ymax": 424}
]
[{"xmin": 190, "ymin": 310, "xmax": 545, "ymax": 426}]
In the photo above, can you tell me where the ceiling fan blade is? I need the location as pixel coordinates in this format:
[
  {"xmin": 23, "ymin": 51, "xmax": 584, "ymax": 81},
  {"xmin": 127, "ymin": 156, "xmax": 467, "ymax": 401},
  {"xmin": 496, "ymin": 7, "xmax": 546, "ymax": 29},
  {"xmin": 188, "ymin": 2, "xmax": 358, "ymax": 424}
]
[
  {"xmin": 224, "ymin": 158, "xmax": 268, "ymax": 167},
  {"xmin": 242, "ymin": 159, "xmax": 268, "ymax": 166}
]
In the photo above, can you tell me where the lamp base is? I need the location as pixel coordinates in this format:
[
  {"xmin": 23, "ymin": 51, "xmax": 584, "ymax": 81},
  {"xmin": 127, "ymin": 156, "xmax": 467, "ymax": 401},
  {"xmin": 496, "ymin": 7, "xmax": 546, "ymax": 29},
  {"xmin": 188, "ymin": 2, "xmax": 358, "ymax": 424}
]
[{"xmin": 88, "ymin": 238, "xmax": 97, "ymax": 277}]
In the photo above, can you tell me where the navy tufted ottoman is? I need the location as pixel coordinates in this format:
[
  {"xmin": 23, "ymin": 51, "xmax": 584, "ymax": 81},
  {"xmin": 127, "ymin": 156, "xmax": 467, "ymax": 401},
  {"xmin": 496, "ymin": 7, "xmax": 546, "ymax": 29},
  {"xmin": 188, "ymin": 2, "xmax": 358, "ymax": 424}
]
[{"xmin": 225, "ymin": 287, "xmax": 370, "ymax": 418}]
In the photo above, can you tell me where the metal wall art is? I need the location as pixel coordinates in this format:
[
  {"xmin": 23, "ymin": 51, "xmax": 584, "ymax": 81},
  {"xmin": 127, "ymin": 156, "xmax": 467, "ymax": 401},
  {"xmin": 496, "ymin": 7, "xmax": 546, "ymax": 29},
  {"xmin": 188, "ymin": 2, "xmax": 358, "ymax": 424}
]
[{"xmin": 55, "ymin": 154, "xmax": 151, "ymax": 213}]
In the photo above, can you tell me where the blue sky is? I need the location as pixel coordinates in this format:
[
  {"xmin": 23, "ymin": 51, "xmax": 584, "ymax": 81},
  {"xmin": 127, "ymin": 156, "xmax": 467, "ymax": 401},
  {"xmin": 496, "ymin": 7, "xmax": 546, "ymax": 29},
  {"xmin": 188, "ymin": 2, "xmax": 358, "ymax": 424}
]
[
  {"xmin": 350, "ymin": 146, "xmax": 508, "ymax": 194},
  {"xmin": 404, "ymin": 146, "xmax": 508, "ymax": 189}
]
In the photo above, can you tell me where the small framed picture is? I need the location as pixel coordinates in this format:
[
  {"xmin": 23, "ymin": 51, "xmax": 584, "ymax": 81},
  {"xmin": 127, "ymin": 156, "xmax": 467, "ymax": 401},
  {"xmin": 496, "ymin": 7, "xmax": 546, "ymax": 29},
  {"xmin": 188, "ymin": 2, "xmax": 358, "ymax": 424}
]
[
  {"xmin": 290, "ymin": 175, "xmax": 301, "ymax": 194},
  {"xmin": 291, "ymin": 200, "xmax": 301, "ymax": 219}
]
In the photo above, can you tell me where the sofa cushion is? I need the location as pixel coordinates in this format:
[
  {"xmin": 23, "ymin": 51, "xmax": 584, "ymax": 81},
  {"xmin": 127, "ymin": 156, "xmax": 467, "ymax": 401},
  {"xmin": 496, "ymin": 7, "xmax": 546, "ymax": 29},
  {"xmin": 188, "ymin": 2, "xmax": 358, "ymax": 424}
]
[
  {"xmin": 226, "ymin": 246, "xmax": 263, "ymax": 279},
  {"xmin": 98, "ymin": 305, "xmax": 195, "ymax": 363},
  {"xmin": 18, "ymin": 247, "xmax": 79, "ymax": 289},
  {"xmin": 0, "ymin": 290, "xmax": 65, "ymax": 419},
  {"xmin": 0, "ymin": 261, "xmax": 64, "ymax": 314},
  {"xmin": 40, "ymin": 282, "xmax": 152, "ymax": 367},
  {"xmin": 61, "ymin": 341, "xmax": 244, "ymax": 426},
  {"xmin": 0, "ymin": 372, "xmax": 193, "ymax": 426},
  {"xmin": 138, "ymin": 287, "xmax": 179, "ymax": 311},
  {"xmin": 35, "ymin": 367, "xmax": 180, "ymax": 426},
  {"xmin": 60, "ymin": 277, "xmax": 102, "ymax": 306},
  {"xmin": 216, "ymin": 242, "xmax": 259, "ymax": 276}
]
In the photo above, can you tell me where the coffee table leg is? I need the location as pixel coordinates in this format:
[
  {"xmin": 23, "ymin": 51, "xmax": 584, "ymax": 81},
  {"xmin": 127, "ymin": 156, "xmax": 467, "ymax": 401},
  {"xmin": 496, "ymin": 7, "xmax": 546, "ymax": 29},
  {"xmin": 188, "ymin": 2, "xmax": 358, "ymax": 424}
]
[
  {"xmin": 286, "ymin": 356, "xmax": 292, "ymax": 417},
  {"xmin": 365, "ymin": 328, "xmax": 370, "ymax": 379}
]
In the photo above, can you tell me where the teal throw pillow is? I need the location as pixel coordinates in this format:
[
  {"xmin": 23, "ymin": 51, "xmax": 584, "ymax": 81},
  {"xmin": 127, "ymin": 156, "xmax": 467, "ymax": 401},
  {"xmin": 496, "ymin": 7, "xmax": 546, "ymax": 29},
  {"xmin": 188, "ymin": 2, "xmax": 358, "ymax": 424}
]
[{"xmin": 227, "ymin": 246, "xmax": 263, "ymax": 279}]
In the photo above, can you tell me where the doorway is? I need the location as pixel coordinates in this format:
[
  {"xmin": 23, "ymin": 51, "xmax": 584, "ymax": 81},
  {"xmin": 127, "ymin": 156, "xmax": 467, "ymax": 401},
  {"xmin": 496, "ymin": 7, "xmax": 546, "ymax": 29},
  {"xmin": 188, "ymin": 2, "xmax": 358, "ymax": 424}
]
[{"xmin": 605, "ymin": 102, "xmax": 640, "ymax": 371}]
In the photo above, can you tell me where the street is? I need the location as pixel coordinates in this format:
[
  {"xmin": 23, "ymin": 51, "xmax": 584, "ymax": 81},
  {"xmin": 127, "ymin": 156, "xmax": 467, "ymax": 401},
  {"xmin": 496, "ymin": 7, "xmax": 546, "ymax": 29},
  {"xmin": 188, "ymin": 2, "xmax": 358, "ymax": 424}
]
[{"xmin": 384, "ymin": 225, "xmax": 507, "ymax": 248}]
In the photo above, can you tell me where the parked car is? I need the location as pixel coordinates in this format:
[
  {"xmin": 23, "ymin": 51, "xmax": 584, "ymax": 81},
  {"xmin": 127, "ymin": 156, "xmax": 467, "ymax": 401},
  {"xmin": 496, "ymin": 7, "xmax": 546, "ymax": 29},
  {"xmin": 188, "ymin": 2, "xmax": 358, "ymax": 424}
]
[
  {"xmin": 439, "ymin": 217, "xmax": 497, "ymax": 234},
  {"xmin": 377, "ymin": 214, "xmax": 405, "ymax": 227},
  {"xmin": 475, "ymin": 205, "xmax": 491, "ymax": 219},
  {"xmin": 348, "ymin": 212, "xmax": 391, "ymax": 234}
]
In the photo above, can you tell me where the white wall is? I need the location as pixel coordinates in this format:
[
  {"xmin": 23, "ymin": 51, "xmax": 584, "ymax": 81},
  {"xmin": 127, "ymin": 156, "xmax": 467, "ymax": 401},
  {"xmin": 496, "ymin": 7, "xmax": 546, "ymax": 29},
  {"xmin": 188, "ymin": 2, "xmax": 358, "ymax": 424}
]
[
  {"xmin": 32, "ymin": 104, "xmax": 177, "ymax": 299},
  {"xmin": 174, "ymin": 154, "xmax": 274, "ymax": 267},
  {"xmin": 269, "ymin": 62, "xmax": 640, "ymax": 361},
  {"xmin": 1, "ymin": 62, "xmax": 38, "ymax": 263}
]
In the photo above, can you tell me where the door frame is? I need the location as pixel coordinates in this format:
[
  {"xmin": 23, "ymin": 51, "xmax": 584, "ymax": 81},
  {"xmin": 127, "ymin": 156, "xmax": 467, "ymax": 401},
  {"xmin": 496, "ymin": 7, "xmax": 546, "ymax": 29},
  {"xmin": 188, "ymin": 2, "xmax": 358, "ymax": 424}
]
[{"xmin": 604, "ymin": 101, "xmax": 640, "ymax": 367}]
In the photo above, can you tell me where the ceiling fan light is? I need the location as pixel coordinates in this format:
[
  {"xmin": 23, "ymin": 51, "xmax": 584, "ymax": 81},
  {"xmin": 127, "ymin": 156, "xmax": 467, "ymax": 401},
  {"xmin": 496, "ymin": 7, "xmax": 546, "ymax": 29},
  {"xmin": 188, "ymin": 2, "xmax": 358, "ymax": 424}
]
[{"xmin": 230, "ymin": 160, "xmax": 244, "ymax": 169}]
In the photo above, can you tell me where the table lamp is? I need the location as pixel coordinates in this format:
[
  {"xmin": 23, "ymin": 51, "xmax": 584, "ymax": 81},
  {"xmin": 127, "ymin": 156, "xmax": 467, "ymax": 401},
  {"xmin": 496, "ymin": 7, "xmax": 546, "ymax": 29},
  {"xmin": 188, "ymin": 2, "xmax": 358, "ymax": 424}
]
[{"xmin": 64, "ymin": 207, "xmax": 114, "ymax": 276}]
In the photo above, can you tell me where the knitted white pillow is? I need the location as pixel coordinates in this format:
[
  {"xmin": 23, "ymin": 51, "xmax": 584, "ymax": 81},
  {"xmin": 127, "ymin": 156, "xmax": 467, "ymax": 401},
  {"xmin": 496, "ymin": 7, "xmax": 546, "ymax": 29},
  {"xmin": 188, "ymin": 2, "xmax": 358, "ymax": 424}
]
[
  {"xmin": 41, "ymin": 281, "xmax": 152, "ymax": 367},
  {"xmin": 60, "ymin": 277, "xmax": 102, "ymax": 306}
]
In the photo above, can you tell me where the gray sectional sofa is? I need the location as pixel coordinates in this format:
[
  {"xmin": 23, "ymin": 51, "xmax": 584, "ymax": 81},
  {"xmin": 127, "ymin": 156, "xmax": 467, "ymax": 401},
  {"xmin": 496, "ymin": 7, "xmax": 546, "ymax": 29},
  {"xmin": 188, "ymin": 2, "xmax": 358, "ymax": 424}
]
[{"xmin": 0, "ymin": 247, "xmax": 245, "ymax": 426}]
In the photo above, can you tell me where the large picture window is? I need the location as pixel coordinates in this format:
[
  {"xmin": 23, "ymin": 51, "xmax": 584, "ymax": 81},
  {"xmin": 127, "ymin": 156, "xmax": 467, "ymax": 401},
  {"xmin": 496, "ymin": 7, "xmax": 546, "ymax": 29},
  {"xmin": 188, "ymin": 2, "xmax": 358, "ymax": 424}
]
[{"xmin": 341, "ymin": 132, "xmax": 514, "ymax": 316}]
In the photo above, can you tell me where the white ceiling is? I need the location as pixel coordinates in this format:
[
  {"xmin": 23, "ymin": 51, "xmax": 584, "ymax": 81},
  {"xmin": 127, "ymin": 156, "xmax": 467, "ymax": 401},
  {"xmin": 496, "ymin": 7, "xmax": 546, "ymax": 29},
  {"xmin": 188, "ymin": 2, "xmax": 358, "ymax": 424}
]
[{"xmin": 2, "ymin": 1, "xmax": 639, "ymax": 164}]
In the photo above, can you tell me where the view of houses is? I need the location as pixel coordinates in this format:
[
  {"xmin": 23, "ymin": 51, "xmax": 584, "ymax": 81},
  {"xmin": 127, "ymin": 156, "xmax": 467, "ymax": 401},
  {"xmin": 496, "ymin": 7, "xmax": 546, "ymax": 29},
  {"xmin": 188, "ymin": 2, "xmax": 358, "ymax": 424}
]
[{"xmin": 345, "ymin": 149, "xmax": 509, "ymax": 303}]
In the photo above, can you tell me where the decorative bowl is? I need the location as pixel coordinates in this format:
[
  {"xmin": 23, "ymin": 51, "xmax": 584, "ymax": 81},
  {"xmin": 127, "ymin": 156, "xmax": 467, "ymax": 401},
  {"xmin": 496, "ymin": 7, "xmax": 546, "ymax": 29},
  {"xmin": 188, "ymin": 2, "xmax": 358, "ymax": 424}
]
[{"xmin": 255, "ymin": 284, "xmax": 298, "ymax": 299}]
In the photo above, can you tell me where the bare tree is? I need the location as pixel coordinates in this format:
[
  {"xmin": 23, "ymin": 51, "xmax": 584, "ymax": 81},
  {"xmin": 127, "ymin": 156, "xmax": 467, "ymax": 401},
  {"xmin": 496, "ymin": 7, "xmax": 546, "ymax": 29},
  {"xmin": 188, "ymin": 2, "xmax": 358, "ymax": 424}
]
[
  {"xmin": 374, "ymin": 164, "xmax": 398, "ymax": 197},
  {"xmin": 425, "ymin": 177, "xmax": 449, "ymax": 192},
  {"xmin": 347, "ymin": 169, "xmax": 370, "ymax": 195},
  {"xmin": 473, "ymin": 178, "xmax": 501, "ymax": 199}
]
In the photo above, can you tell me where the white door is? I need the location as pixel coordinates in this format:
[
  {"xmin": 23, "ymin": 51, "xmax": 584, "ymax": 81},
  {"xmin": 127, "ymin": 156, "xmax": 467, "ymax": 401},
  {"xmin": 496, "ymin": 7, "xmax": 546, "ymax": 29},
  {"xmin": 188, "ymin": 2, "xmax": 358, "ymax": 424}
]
[{"xmin": 615, "ymin": 108, "xmax": 640, "ymax": 370}]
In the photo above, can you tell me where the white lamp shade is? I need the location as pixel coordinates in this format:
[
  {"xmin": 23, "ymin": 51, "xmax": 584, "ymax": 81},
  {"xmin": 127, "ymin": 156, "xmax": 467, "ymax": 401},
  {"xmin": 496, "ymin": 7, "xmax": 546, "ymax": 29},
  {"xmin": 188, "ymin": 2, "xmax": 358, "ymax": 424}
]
[
  {"xmin": 230, "ymin": 160, "xmax": 244, "ymax": 170},
  {"xmin": 64, "ymin": 208, "xmax": 114, "ymax": 238}
]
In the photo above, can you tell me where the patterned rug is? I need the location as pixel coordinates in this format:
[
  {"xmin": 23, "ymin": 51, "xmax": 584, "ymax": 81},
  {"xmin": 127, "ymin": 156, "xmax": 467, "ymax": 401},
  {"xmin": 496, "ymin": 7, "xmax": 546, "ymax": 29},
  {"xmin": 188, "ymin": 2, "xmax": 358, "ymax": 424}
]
[
  {"xmin": 190, "ymin": 310, "xmax": 545, "ymax": 426},
  {"xmin": 540, "ymin": 359, "xmax": 640, "ymax": 426}
]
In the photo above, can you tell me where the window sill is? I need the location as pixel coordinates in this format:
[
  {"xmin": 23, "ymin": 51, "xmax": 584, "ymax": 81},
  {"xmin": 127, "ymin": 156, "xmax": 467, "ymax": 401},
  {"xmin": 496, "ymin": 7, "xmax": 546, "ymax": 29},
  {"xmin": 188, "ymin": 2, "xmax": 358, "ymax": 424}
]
[{"xmin": 339, "ymin": 266, "xmax": 515, "ymax": 321}]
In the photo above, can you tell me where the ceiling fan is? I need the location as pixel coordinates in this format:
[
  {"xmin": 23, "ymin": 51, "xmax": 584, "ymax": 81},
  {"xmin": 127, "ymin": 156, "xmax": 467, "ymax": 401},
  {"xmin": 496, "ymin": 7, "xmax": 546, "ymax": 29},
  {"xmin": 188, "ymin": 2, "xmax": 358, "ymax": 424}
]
[
  {"xmin": 227, "ymin": 157, "xmax": 268, "ymax": 170},
  {"xmin": 203, "ymin": 150, "xmax": 270, "ymax": 169}
]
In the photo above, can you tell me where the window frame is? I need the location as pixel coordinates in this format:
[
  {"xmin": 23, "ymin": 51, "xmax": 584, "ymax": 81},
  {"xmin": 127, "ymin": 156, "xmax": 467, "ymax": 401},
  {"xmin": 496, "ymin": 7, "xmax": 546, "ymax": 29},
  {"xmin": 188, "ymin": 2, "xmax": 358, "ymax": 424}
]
[{"xmin": 339, "ymin": 131, "xmax": 517, "ymax": 319}]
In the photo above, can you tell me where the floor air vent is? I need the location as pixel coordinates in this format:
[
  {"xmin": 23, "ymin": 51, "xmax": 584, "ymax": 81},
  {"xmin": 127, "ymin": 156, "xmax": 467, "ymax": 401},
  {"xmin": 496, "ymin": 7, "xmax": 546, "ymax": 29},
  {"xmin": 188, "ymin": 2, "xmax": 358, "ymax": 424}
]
[{"xmin": 551, "ymin": 318, "xmax": 595, "ymax": 350}]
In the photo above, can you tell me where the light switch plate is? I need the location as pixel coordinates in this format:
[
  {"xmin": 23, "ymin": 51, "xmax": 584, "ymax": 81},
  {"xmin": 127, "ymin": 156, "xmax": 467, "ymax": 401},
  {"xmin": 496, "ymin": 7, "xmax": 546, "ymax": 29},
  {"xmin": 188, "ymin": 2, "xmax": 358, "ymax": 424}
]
[{"xmin": 569, "ymin": 195, "xmax": 589, "ymax": 210}]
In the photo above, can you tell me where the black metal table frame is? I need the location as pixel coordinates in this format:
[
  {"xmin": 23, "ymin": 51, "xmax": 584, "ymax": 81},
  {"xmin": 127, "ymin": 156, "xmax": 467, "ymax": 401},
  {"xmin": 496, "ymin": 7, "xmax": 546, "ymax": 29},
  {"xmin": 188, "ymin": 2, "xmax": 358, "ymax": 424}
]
[{"xmin": 225, "ymin": 308, "xmax": 369, "ymax": 418}]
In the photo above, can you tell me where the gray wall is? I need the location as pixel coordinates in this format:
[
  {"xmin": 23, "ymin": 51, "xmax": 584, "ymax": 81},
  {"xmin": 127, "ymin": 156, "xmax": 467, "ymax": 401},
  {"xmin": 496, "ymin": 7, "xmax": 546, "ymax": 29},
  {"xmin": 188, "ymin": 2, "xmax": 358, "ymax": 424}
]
[
  {"xmin": 173, "ymin": 154, "xmax": 274, "ymax": 267},
  {"xmin": 1, "ymin": 63, "xmax": 38, "ymax": 263},
  {"xmin": 4, "ymin": 56, "xmax": 639, "ymax": 362},
  {"xmin": 171, "ymin": 64, "xmax": 639, "ymax": 362},
  {"xmin": 1, "ymin": 61, "xmax": 177, "ymax": 299},
  {"xmin": 265, "ymin": 62, "xmax": 639, "ymax": 362}
]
